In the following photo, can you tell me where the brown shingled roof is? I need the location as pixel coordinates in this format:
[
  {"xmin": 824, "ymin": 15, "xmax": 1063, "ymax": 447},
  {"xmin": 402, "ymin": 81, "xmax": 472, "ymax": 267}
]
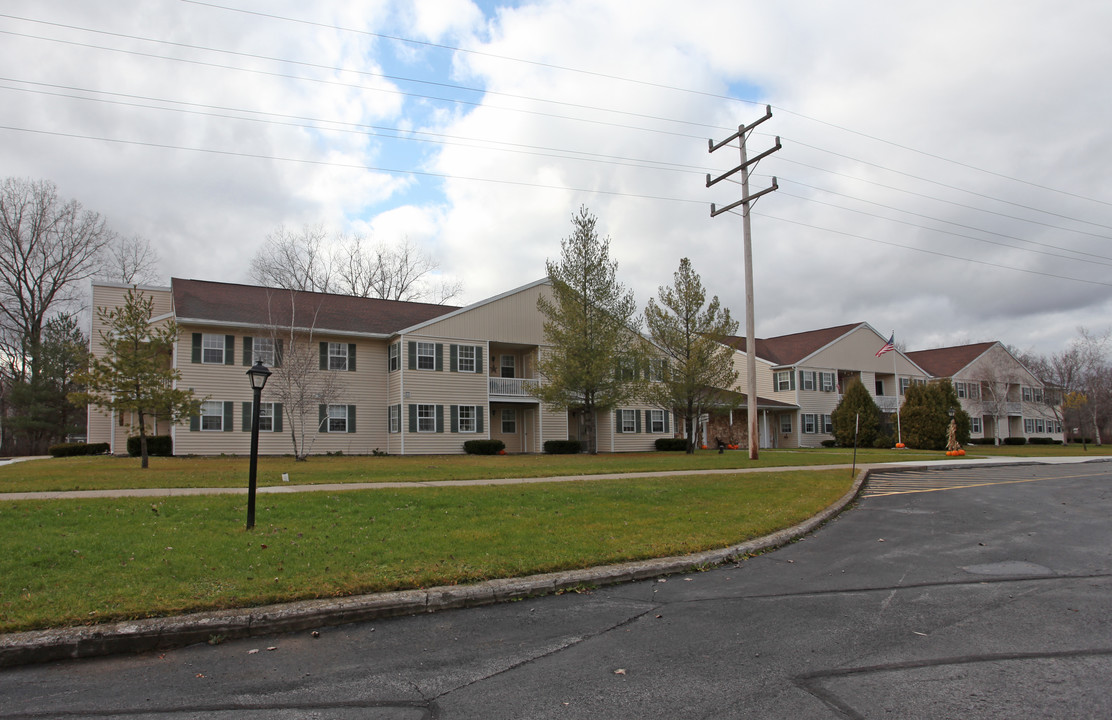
[
  {"xmin": 171, "ymin": 279, "xmax": 457, "ymax": 335},
  {"xmin": 725, "ymin": 322, "xmax": 865, "ymax": 365},
  {"xmin": 905, "ymin": 342, "xmax": 997, "ymax": 378}
]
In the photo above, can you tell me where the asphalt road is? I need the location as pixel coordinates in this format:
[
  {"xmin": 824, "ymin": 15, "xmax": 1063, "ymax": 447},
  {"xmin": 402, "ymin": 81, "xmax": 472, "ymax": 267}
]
[{"xmin": 1, "ymin": 462, "xmax": 1110, "ymax": 719}]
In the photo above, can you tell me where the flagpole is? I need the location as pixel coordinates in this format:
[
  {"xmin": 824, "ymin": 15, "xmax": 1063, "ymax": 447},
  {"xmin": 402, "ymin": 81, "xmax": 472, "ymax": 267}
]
[{"xmin": 892, "ymin": 337, "xmax": 902, "ymax": 446}]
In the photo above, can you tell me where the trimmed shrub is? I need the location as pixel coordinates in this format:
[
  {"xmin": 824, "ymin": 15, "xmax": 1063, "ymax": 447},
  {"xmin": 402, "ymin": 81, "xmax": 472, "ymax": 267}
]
[
  {"xmin": 872, "ymin": 435, "xmax": 894, "ymax": 449},
  {"xmin": 654, "ymin": 438, "xmax": 688, "ymax": 451},
  {"xmin": 463, "ymin": 439, "xmax": 505, "ymax": 455},
  {"xmin": 1002, "ymin": 436, "xmax": 1027, "ymax": 446},
  {"xmin": 1027, "ymin": 437, "xmax": 1060, "ymax": 445},
  {"xmin": 1072, "ymin": 437, "xmax": 1093, "ymax": 444},
  {"xmin": 48, "ymin": 442, "xmax": 111, "ymax": 457},
  {"xmin": 543, "ymin": 439, "xmax": 582, "ymax": 454},
  {"xmin": 820, "ymin": 439, "xmax": 837, "ymax": 448},
  {"xmin": 127, "ymin": 435, "xmax": 173, "ymax": 457}
]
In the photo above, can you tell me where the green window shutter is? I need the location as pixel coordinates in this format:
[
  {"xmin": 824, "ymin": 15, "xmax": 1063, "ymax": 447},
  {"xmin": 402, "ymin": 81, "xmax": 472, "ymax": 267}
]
[
  {"xmin": 241, "ymin": 402, "xmax": 251, "ymax": 432},
  {"xmin": 274, "ymin": 339, "xmax": 283, "ymax": 368},
  {"xmin": 274, "ymin": 404, "xmax": 283, "ymax": 433},
  {"xmin": 664, "ymin": 411, "xmax": 671, "ymax": 433},
  {"xmin": 789, "ymin": 371, "xmax": 796, "ymax": 391},
  {"xmin": 436, "ymin": 404, "xmax": 444, "ymax": 432},
  {"xmin": 189, "ymin": 414, "xmax": 199, "ymax": 431},
  {"xmin": 476, "ymin": 346, "xmax": 484, "ymax": 373},
  {"xmin": 191, "ymin": 333, "xmax": 202, "ymax": 363},
  {"xmin": 615, "ymin": 410, "xmax": 623, "ymax": 434},
  {"xmin": 319, "ymin": 405, "xmax": 327, "ymax": 433},
  {"xmin": 450, "ymin": 405, "xmax": 459, "ymax": 432},
  {"xmin": 224, "ymin": 336, "xmax": 235, "ymax": 365},
  {"xmin": 408, "ymin": 404, "xmax": 417, "ymax": 433},
  {"xmin": 435, "ymin": 344, "xmax": 443, "ymax": 371},
  {"xmin": 319, "ymin": 342, "xmax": 327, "ymax": 371},
  {"xmin": 347, "ymin": 405, "xmax": 356, "ymax": 433},
  {"xmin": 635, "ymin": 410, "xmax": 642, "ymax": 433},
  {"xmin": 348, "ymin": 344, "xmax": 356, "ymax": 372},
  {"xmin": 223, "ymin": 401, "xmax": 234, "ymax": 431},
  {"xmin": 242, "ymin": 337, "xmax": 253, "ymax": 366},
  {"xmin": 477, "ymin": 407, "xmax": 484, "ymax": 433},
  {"xmin": 799, "ymin": 370, "xmax": 805, "ymax": 388},
  {"xmin": 408, "ymin": 341, "xmax": 416, "ymax": 370},
  {"xmin": 450, "ymin": 344, "xmax": 458, "ymax": 372}
]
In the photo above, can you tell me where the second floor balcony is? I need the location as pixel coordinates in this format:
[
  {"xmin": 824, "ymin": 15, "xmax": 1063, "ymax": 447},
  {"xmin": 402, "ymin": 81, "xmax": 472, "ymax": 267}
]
[{"xmin": 489, "ymin": 376, "xmax": 540, "ymax": 397}]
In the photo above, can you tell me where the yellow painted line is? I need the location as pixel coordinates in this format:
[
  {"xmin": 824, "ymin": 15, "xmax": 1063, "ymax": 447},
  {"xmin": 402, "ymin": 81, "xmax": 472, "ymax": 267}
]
[{"xmin": 864, "ymin": 469, "xmax": 1110, "ymax": 497}]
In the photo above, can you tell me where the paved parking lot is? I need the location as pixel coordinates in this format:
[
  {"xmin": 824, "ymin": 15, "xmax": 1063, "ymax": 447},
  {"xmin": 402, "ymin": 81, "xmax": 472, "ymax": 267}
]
[{"xmin": 1, "ymin": 461, "xmax": 1110, "ymax": 718}]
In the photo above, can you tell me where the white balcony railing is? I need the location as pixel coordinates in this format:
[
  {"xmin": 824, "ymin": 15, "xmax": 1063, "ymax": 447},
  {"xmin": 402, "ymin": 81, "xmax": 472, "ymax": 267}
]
[
  {"xmin": 489, "ymin": 377, "xmax": 539, "ymax": 397},
  {"xmin": 875, "ymin": 395, "xmax": 899, "ymax": 412}
]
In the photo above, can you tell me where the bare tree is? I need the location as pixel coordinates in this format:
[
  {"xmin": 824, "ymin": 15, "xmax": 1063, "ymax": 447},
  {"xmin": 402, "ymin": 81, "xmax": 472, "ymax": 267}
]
[
  {"xmin": 0, "ymin": 177, "xmax": 114, "ymax": 382},
  {"xmin": 1073, "ymin": 327, "xmax": 1111, "ymax": 445},
  {"xmin": 104, "ymin": 234, "xmax": 161, "ymax": 285},
  {"xmin": 976, "ymin": 353, "xmax": 1023, "ymax": 445},
  {"xmin": 253, "ymin": 224, "xmax": 462, "ymax": 304},
  {"xmin": 250, "ymin": 224, "xmax": 334, "ymax": 293},
  {"xmin": 260, "ymin": 290, "xmax": 342, "ymax": 460}
]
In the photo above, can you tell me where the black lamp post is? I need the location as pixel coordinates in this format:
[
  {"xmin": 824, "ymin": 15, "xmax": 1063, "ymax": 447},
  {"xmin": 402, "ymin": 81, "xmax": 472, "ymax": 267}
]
[{"xmin": 246, "ymin": 360, "xmax": 271, "ymax": 530}]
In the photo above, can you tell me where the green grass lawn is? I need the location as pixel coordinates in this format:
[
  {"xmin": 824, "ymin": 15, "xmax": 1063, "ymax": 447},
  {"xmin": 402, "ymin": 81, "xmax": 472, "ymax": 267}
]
[
  {"xmin": 0, "ymin": 447, "xmax": 952, "ymax": 493},
  {"xmin": 0, "ymin": 469, "xmax": 851, "ymax": 633}
]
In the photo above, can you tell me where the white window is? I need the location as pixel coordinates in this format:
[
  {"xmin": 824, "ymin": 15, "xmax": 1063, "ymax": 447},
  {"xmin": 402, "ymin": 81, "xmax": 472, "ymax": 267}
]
[
  {"xmin": 328, "ymin": 404, "xmax": 349, "ymax": 433},
  {"xmin": 971, "ymin": 417, "xmax": 982, "ymax": 434},
  {"xmin": 900, "ymin": 377, "xmax": 910, "ymax": 395},
  {"xmin": 458, "ymin": 345, "xmax": 476, "ymax": 373},
  {"xmin": 389, "ymin": 343, "xmax": 400, "ymax": 372},
  {"xmin": 417, "ymin": 404, "xmax": 436, "ymax": 433},
  {"xmin": 389, "ymin": 405, "xmax": 400, "ymax": 433},
  {"xmin": 253, "ymin": 337, "xmax": 275, "ymax": 366},
  {"xmin": 200, "ymin": 401, "xmax": 223, "ymax": 431},
  {"xmin": 649, "ymin": 409, "xmax": 665, "ymax": 433},
  {"xmin": 802, "ymin": 413, "xmax": 817, "ymax": 434},
  {"xmin": 648, "ymin": 358, "xmax": 667, "ymax": 382},
  {"xmin": 257, "ymin": 402, "xmax": 274, "ymax": 432},
  {"xmin": 968, "ymin": 383, "xmax": 980, "ymax": 400},
  {"xmin": 501, "ymin": 408, "xmax": 516, "ymax": 434},
  {"xmin": 775, "ymin": 371, "xmax": 792, "ymax": 392},
  {"xmin": 458, "ymin": 405, "xmax": 477, "ymax": 433},
  {"xmin": 1033, "ymin": 388, "xmax": 1043, "ymax": 403},
  {"xmin": 1024, "ymin": 418, "xmax": 1035, "ymax": 434},
  {"xmin": 501, "ymin": 355, "xmax": 516, "ymax": 378},
  {"xmin": 417, "ymin": 342, "xmax": 436, "ymax": 370},
  {"xmin": 820, "ymin": 372, "xmax": 835, "ymax": 393},
  {"xmin": 1035, "ymin": 419, "xmax": 1045, "ymax": 433},
  {"xmin": 780, "ymin": 414, "xmax": 792, "ymax": 433},
  {"xmin": 202, "ymin": 334, "xmax": 225, "ymax": 364},
  {"xmin": 823, "ymin": 414, "xmax": 833, "ymax": 434},
  {"xmin": 956, "ymin": 382, "xmax": 967, "ymax": 398},
  {"xmin": 801, "ymin": 371, "xmax": 816, "ymax": 391},
  {"xmin": 620, "ymin": 409, "xmax": 636, "ymax": 433},
  {"xmin": 1022, "ymin": 387, "xmax": 1033, "ymax": 402},
  {"xmin": 328, "ymin": 343, "xmax": 348, "ymax": 371}
]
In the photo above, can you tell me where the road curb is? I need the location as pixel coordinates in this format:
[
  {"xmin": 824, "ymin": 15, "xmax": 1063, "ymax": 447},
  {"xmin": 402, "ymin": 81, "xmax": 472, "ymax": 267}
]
[{"xmin": 0, "ymin": 467, "xmax": 870, "ymax": 668}]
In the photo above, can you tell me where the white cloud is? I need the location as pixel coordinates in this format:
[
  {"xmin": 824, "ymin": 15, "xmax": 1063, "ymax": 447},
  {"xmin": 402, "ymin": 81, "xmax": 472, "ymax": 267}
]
[{"xmin": 1, "ymin": 0, "xmax": 1110, "ymax": 357}]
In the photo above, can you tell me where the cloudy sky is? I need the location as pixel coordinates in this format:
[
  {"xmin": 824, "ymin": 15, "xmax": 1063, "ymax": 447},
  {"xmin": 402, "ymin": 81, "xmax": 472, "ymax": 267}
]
[{"xmin": 2, "ymin": 0, "xmax": 1110, "ymax": 356}]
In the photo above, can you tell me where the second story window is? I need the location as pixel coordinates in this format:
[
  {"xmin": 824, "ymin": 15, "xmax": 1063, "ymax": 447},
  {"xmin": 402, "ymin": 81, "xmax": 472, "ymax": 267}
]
[
  {"xmin": 458, "ymin": 345, "xmax": 476, "ymax": 373},
  {"xmin": 417, "ymin": 342, "xmax": 436, "ymax": 370},
  {"xmin": 253, "ymin": 337, "xmax": 275, "ymax": 366},
  {"xmin": 328, "ymin": 343, "xmax": 348, "ymax": 371},
  {"xmin": 202, "ymin": 334, "xmax": 226, "ymax": 364}
]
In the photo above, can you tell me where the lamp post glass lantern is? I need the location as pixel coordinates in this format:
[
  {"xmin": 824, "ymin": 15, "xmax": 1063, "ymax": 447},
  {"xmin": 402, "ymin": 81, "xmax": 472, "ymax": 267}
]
[{"xmin": 246, "ymin": 360, "xmax": 271, "ymax": 529}]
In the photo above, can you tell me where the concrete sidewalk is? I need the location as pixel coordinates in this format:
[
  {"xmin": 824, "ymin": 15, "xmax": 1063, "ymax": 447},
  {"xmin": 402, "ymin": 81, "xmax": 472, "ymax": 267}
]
[
  {"xmin": 1, "ymin": 455, "xmax": 1108, "ymax": 668},
  {"xmin": 2, "ymin": 454, "xmax": 1106, "ymax": 502}
]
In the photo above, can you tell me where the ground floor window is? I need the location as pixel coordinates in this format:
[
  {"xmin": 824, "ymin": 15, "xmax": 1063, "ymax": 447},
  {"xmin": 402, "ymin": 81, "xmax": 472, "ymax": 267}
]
[
  {"xmin": 458, "ymin": 405, "xmax": 477, "ymax": 433},
  {"xmin": 823, "ymin": 414, "xmax": 833, "ymax": 434},
  {"xmin": 971, "ymin": 417, "xmax": 982, "ymax": 434},
  {"xmin": 501, "ymin": 408, "xmax": 517, "ymax": 434},
  {"xmin": 418, "ymin": 404, "xmax": 436, "ymax": 433},
  {"xmin": 649, "ymin": 409, "xmax": 665, "ymax": 433},
  {"xmin": 389, "ymin": 404, "xmax": 400, "ymax": 433},
  {"xmin": 780, "ymin": 414, "xmax": 792, "ymax": 434},
  {"xmin": 328, "ymin": 404, "xmax": 349, "ymax": 433},
  {"xmin": 201, "ymin": 401, "xmax": 224, "ymax": 431}
]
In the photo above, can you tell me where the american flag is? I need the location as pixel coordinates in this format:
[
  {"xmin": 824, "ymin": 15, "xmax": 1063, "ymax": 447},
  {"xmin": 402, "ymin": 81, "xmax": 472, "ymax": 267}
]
[{"xmin": 875, "ymin": 334, "xmax": 895, "ymax": 357}]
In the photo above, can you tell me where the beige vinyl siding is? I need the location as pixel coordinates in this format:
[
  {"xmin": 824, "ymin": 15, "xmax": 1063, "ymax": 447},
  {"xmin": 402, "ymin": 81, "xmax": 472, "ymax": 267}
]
[
  {"xmin": 413, "ymin": 283, "xmax": 551, "ymax": 345},
  {"xmin": 796, "ymin": 368, "xmax": 839, "ymax": 448},
  {"xmin": 609, "ymin": 405, "xmax": 663, "ymax": 452},
  {"xmin": 173, "ymin": 330, "xmax": 389, "ymax": 455},
  {"xmin": 398, "ymin": 335, "xmax": 491, "ymax": 454}
]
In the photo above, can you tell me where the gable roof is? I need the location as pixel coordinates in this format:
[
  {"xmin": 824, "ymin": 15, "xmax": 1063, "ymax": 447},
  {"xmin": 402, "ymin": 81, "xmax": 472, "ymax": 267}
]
[
  {"xmin": 905, "ymin": 342, "xmax": 998, "ymax": 378},
  {"xmin": 171, "ymin": 278, "xmax": 457, "ymax": 336},
  {"xmin": 725, "ymin": 322, "xmax": 865, "ymax": 365}
]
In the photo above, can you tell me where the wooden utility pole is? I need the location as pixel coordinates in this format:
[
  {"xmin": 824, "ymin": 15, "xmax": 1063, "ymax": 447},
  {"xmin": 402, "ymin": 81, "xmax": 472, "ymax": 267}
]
[{"xmin": 707, "ymin": 106, "xmax": 780, "ymax": 460}]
